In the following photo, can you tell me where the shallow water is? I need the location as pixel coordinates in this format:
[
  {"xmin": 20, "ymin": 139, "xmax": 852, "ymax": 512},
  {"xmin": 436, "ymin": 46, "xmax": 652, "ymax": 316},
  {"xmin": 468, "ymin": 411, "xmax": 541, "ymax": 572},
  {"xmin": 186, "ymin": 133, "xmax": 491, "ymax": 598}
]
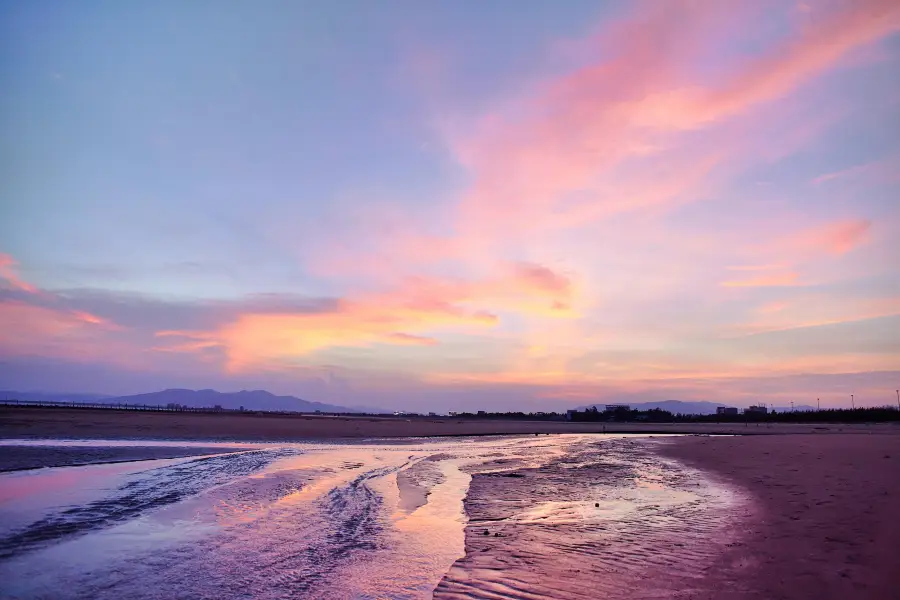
[{"xmin": 0, "ymin": 435, "xmax": 744, "ymax": 599}]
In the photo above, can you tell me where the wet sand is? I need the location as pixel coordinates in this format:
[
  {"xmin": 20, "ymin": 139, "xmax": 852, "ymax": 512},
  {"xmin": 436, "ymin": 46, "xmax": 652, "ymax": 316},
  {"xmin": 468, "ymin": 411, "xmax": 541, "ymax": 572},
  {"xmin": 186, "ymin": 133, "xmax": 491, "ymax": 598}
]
[
  {"xmin": 0, "ymin": 445, "xmax": 243, "ymax": 472},
  {"xmin": 657, "ymin": 434, "xmax": 900, "ymax": 599},
  {"xmin": 435, "ymin": 437, "xmax": 742, "ymax": 599},
  {"xmin": 3, "ymin": 406, "xmax": 896, "ymax": 440}
]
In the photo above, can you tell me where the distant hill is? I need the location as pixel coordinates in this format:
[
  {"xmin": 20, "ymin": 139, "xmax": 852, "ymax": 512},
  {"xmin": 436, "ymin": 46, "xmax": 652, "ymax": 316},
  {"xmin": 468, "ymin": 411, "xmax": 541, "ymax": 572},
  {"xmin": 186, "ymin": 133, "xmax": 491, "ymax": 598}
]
[
  {"xmin": 2, "ymin": 388, "xmax": 367, "ymax": 414},
  {"xmin": 574, "ymin": 400, "xmax": 819, "ymax": 415},
  {"xmin": 108, "ymin": 389, "xmax": 362, "ymax": 413}
]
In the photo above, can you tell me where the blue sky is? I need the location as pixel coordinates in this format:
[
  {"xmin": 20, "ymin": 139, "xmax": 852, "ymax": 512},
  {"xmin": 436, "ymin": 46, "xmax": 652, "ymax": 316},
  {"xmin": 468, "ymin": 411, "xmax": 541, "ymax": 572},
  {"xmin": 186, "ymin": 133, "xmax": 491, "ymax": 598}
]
[{"xmin": 2, "ymin": 0, "xmax": 899, "ymax": 411}]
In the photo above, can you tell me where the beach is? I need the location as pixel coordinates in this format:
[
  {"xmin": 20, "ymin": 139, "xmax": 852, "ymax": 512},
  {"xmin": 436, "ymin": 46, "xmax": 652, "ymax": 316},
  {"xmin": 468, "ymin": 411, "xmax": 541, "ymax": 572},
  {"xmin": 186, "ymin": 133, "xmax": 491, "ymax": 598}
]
[{"xmin": 0, "ymin": 413, "xmax": 898, "ymax": 599}]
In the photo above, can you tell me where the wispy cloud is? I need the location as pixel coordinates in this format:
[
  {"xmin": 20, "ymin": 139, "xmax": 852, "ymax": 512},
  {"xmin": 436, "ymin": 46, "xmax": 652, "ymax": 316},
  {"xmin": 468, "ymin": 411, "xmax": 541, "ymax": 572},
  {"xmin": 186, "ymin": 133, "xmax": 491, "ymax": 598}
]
[
  {"xmin": 798, "ymin": 219, "xmax": 872, "ymax": 255},
  {"xmin": 0, "ymin": 254, "xmax": 37, "ymax": 294},
  {"xmin": 721, "ymin": 272, "xmax": 801, "ymax": 288}
]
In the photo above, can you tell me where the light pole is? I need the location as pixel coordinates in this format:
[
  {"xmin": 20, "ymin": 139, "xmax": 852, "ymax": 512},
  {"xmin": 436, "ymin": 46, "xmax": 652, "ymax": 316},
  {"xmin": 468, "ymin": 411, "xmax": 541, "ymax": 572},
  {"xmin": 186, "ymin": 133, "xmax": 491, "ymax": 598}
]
[
  {"xmin": 817, "ymin": 398, "xmax": 820, "ymax": 411},
  {"xmin": 896, "ymin": 389, "xmax": 899, "ymax": 411},
  {"xmin": 851, "ymin": 394, "xmax": 855, "ymax": 410}
]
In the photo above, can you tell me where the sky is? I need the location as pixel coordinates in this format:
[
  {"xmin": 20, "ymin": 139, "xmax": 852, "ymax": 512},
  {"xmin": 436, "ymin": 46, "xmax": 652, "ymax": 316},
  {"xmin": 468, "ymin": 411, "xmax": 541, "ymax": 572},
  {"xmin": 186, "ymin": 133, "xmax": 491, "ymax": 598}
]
[{"xmin": 1, "ymin": 0, "xmax": 899, "ymax": 412}]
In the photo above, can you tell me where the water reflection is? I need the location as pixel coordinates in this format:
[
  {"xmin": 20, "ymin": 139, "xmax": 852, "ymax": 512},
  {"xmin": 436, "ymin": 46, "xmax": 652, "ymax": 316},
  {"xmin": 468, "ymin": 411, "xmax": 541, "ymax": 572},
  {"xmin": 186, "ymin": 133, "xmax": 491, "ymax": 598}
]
[{"xmin": 0, "ymin": 435, "xmax": 740, "ymax": 599}]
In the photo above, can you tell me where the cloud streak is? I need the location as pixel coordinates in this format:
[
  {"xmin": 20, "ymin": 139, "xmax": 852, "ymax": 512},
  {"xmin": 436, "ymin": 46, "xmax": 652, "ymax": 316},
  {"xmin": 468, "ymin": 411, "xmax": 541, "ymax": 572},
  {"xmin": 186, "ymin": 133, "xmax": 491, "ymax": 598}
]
[{"xmin": 0, "ymin": 254, "xmax": 37, "ymax": 294}]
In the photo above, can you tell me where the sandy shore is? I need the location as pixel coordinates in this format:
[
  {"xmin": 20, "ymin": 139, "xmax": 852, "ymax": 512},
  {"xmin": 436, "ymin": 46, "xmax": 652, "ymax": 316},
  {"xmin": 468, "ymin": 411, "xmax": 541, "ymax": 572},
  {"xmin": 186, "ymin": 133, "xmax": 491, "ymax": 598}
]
[
  {"xmin": 3, "ymin": 406, "xmax": 897, "ymax": 440},
  {"xmin": 1, "ymin": 414, "xmax": 897, "ymax": 598},
  {"xmin": 657, "ymin": 434, "xmax": 900, "ymax": 599}
]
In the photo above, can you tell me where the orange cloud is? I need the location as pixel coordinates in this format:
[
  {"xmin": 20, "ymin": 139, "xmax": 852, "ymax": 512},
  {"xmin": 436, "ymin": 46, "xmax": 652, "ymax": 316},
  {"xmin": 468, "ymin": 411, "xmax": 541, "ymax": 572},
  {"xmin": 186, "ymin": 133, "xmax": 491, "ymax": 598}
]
[
  {"xmin": 385, "ymin": 333, "xmax": 439, "ymax": 346},
  {"xmin": 70, "ymin": 310, "xmax": 122, "ymax": 330},
  {"xmin": 721, "ymin": 272, "xmax": 800, "ymax": 288},
  {"xmin": 152, "ymin": 262, "xmax": 575, "ymax": 372},
  {"xmin": 0, "ymin": 254, "xmax": 37, "ymax": 293}
]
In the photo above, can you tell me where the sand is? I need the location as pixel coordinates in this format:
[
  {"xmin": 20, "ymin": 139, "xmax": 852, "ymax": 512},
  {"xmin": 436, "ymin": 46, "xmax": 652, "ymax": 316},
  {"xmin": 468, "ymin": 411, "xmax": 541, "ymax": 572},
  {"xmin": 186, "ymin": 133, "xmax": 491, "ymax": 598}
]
[
  {"xmin": 434, "ymin": 434, "xmax": 900, "ymax": 599},
  {"xmin": 3, "ymin": 406, "xmax": 897, "ymax": 440},
  {"xmin": 657, "ymin": 434, "xmax": 900, "ymax": 599},
  {"xmin": 3, "ymin": 407, "xmax": 898, "ymax": 598}
]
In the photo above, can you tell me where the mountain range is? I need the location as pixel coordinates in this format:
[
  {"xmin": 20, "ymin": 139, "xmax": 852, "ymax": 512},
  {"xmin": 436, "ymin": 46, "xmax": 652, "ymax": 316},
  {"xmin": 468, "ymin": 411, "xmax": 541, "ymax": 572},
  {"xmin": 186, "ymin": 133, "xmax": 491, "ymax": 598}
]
[{"xmin": 0, "ymin": 388, "xmax": 373, "ymax": 414}]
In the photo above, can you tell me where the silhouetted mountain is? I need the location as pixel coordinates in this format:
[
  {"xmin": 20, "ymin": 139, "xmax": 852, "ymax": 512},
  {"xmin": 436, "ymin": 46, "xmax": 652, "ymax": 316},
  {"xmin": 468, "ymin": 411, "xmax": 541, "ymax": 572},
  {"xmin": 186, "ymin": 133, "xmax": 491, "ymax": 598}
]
[
  {"xmin": 2, "ymin": 388, "xmax": 368, "ymax": 413},
  {"xmin": 106, "ymin": 389, "xmax": 362, "ymax": 413}
]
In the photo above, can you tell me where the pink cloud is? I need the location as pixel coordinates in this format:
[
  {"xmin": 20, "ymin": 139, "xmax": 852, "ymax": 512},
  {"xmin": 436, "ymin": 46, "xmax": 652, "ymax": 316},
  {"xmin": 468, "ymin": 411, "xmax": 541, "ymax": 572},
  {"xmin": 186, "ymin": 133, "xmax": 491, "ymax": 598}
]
[
  {"xmin": 0, "ymin": 300, "xmax": 131, "ymax": 365},
  {"xmin": 0, "ymin": 254, "xmax": 37, "ymax": 294},
  {"xmin": 797, "ymin": 219, "xmax": 872, "ymax": 255},
  {"xmin": 386, "ymin": 333, "xmax": 439, "ymax": 346},
  {"xmin": 813, "ymin": 163, "xmax": 874, "ymax": 185},
  {"xmin": 444, "ymin": 0, "xmax": 900, "ymax": 249},
  {"xmin": 650, "ymin": 0, "xmax": 900, "ymax": 130},
  {"xmin": 511, "ymin": 262, "xmax": 570, "ymax": 295}
]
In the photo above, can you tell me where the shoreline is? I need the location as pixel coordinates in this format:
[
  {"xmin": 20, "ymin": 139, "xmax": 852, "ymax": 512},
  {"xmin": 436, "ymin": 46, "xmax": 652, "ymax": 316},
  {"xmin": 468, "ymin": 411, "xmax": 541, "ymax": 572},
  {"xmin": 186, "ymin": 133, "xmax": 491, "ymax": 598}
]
[{"xmin": 3, "ymin": 406, "xmax": 898, "ymax": 441}]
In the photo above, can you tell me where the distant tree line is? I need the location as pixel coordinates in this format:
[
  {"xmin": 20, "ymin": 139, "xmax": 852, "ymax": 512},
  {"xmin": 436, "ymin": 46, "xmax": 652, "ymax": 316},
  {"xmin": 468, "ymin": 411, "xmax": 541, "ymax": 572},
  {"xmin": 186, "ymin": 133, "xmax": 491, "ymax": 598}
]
[
  {"xmin": 465, "ymin": 406, "xmax": 900, "ymax": 423},
  {"xmin": 449, "ymin": 411, "xmax": 563, "ymax": 421},
  {"xmin": 570, "ymin": 406, "xmax": 676, "ymax": 422},
  {"xmin": 682, "ymin": 406, "xmax": 900, "ymax": 424}
]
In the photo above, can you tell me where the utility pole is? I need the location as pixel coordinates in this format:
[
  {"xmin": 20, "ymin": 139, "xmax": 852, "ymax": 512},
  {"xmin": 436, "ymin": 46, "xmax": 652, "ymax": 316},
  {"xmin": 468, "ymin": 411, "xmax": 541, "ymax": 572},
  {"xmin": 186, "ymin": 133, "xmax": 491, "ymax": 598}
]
[
  {"xmin": 791, "ymin": 400, "xmax": 794, "ymax": 412},
  {"xmin": 851, "ymin": 394, "xmax": 855, "ymax": 410},
  {"xmin": 896, "ymin": 389, "xmax": 899, "ymax": 411},
  {"xmin": 817, "ymin": 398, "xmax": 820, "ymax": 411}
]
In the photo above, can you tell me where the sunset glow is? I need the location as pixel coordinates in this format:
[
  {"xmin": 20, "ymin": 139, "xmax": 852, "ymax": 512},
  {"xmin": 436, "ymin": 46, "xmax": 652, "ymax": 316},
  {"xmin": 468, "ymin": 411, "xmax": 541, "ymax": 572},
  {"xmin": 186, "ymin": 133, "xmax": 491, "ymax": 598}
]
[{"xmin": 2, "ymin": 0, "xmax": 898, "ymax": 411}]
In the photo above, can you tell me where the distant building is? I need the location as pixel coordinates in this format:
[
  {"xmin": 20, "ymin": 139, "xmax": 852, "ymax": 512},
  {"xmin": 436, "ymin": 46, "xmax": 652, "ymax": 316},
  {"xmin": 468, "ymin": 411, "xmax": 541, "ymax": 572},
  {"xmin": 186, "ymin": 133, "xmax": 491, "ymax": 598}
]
[
  {"xmin": 745, "ymin": 405, "xmax": 768, "ymax": 415},
  {"xmin": 716, "ymin": 407, "xmax": 738, "ymax": 415},
  {"xmin": 477, "ymin": 410, "xmax": 486, "ymax": 416},
  {"xmin": 428, "ymin": 412, "xmax": 437, "ymax": 417},
  {"xmin": 566, "ymin": 409, "xmax": 577, "ymax": 421}
]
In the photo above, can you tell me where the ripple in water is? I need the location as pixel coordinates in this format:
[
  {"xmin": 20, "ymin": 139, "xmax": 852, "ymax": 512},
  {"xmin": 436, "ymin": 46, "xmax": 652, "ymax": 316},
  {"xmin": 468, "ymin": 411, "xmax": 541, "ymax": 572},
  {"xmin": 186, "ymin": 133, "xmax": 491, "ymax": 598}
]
[{"xmin": 0, "ymin": 435, "xmax": 748, "ymax": 599}]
